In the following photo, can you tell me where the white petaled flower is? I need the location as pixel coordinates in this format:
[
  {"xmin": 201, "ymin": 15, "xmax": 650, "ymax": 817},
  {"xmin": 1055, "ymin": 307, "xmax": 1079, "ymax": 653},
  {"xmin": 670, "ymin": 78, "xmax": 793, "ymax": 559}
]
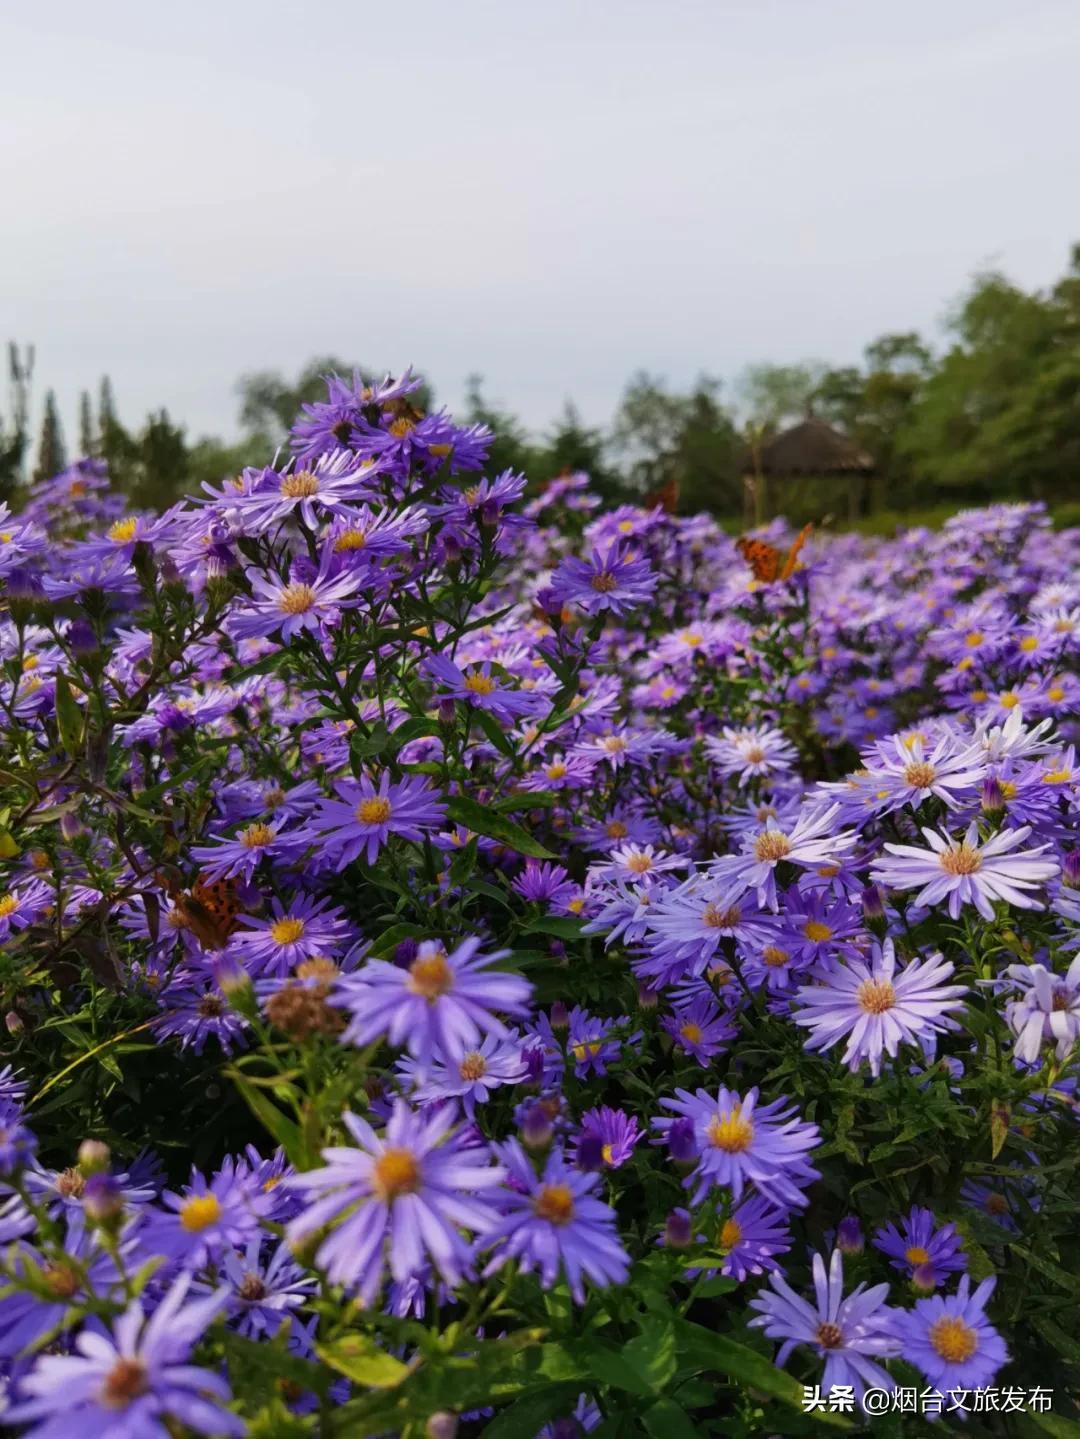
[
  {"xmin": 861, "ymin": 731, "xmax": 987, "ymax": 814},
  {"xmin": 871, "ymin": 822, "xmax": 1059, "ymax": 920},
  {"xmin": 705, "ymin": 725, "xmax": 798, "ymax": 786},
  {"xmin": 709, "ymin": 803, "xmax": 857, "ymax": 910},
  {"xmin": 793, "ymin": 939, "xmax": 968, "ymax": 1076},
  {"xmin": 1002, "ymin": 958, "xmax": 1080, "ymax": 1064}
]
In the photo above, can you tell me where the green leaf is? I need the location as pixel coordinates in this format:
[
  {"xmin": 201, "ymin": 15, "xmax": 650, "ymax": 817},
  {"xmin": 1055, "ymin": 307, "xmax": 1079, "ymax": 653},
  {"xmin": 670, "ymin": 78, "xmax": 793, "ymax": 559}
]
[
  {"xmin": 230, "ymin": 1074, "xmax": 305, "ymax": 1168},
  {"xmin": 623, "ymin": 1318, "xmax": 677, "ymax": 1392},
  {"xmin": 53, "ymin": 673, "xmax": 85, "ymax": 758},
  {"xmin": 445, "ymin": 794, "xmax": 555, "ymax": 859},
  {"xmin": 484, "ymin": 1384, "xmax": 585, "ymax": 1438},
  {"xmin": 643, "ymin": 1398, "xmax": 701, "ymax": 1438},
  {"xmin": 673, "ymin": 1322, "xmax": 851, "ymax": 1427},
  {"xmin": 316, "ymin": 1336, "xmax": 411, "ymax": 1389},
  {"xmin": 472, "ymin": 707, "xmax": 516, "ymax": 759},
  {"xmin": 493, "ymin": 790, "xmax": 560, "ymax": 812},
  {"xmin": 1025, "ymin": 1413, "xmax": 1080, "ymax": 1438},
  {"xmin": 575, "ymin": 1339, "xmax": 654, "ymax": 1397},
  {"xmin": 523, "ymin": 917, "xmax": 588, "ymax": 940}
]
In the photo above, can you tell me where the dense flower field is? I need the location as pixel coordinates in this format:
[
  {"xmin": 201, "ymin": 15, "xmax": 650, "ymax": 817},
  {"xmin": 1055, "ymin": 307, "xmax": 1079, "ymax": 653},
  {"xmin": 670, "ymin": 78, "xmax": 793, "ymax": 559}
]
[{"xmin": 0, "ymin": 369, "xmax": 1078, "ymax": 1438}]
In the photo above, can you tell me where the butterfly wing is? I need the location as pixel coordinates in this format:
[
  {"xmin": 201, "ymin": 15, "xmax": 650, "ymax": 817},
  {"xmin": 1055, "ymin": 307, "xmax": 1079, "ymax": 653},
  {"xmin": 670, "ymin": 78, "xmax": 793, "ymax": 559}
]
[
  {"xmin": 779, "ymin": 523, "xmax": 814, "ymax": 580},
  {"xmin": 736, "ymin": 536, "xmax": 781, "ymax": 584}
]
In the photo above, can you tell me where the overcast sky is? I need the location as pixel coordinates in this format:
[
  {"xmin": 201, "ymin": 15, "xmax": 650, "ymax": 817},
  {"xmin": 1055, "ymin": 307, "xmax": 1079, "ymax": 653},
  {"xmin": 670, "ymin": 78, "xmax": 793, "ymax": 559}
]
[{"xmin": 4, "ymin": 0, "xmax": 1080, "ymax": 448}]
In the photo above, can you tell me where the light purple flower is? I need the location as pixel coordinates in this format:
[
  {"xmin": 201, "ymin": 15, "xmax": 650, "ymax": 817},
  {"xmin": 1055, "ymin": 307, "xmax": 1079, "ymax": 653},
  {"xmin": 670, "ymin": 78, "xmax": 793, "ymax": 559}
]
[{"xmin": 872, "ymin": 821, "xmax": 1059, "ymax": 919}]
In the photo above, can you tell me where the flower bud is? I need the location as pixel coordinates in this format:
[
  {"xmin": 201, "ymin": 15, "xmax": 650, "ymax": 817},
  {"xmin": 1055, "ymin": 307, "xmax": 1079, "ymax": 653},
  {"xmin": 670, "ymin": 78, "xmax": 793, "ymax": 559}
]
[
  {"xmin": 836, "ymin": 1216, "xmax": 864, "ymax": 1255},
  {"xmin": 910, "ymin": 1262, "xmax": 939, "ymax": 1295},
  {"xmin": 860, "ymin": 884, "xmax": 888, "ymax": 938},
  {"xmin": 575, "ymin": 1133, "xmax": 605, "ymax": 1172},
  {"xmin": 78, "ymin": 1139, "xmax": 111, "ymax": 1175},
  {"xmin": 82, "ymin": 1173, "xmax": 124, "ymax": 1228},
  {"xmin": 549, "ymin": 1000, "xmax": 569, "ymax": 1031},
  {"xmin": 667, "ymin": 1117, "xmax": 697, "ymax": 1166},
  {"xmin": 521, "ymin": 1102, "xmax": 553, "ymax": 1152},
  {"xmin": 980, "ymin": 776, "xmax": 1006, "ymax": 819},
  {"xmin": 426, "ymin": 1414, "xmax": 458, "ymax": 1439},
  {"xmin": 664, "ymin": 1208, "xmax": 693, "ymax": 1248},
  {"xmin": 1063, "ymin": 849, "xmax": 1080, "ymax": 889},
  {"xmin": 5, "ymin": 1010, "xmax": 25, "ymax": 1036}
]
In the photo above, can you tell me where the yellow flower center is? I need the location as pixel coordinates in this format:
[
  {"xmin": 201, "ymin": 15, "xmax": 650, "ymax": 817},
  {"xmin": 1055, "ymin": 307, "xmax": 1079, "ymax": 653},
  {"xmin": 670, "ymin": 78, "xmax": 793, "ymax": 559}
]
[
  {"xmin": 626, "ymin": 853, "xmax": 653, "ymax": 874},
  {"xmin": 389, "ymin": 417, "xmax": 416, "ymax": 438},
  {"xmin": 606, "ymin": 821, "xmax": 629, "ymax": 839},
  {"xmin": 706, "ymin": 1110, "xmax": 753, "ymax": 1153},
  {"xmin": 372, "ymin": 1147, "xmax": 420, "ymax": 1201},
  {"xmin": 762, "ymin": 945, "xmax": 790, "ymax": 968},
  {"xmin": 180, "ymin": 1194, "xmax": 222, "ymax": 1232},
  {"xmin": 270, "ymin": 917, "xmax": 306, "ymax": 945},
  {"xmin": 464, "ymin": 672, "xmax": 497, "ymax": 695},
  {"xmin": 281, "ymin": 470, "xmax": 319, "ymax": 497},
  {"xmin": 680, "ymin": 1021, "xmax": 704, "ymax": 1044},
  {"xmin": 408, "ymin": 952, "xmax": 453, "ymax": 1000},
  {"xmin": 905, "ymin": 1245, "xmax": 931, "ymax": 1266},
  {"xmin": 459, "ymin": 1052, "xmax": 487, "ymax": 1081},
  {"xmin": 545, "ymin": 762, "xmax": 568, "ymax": 780},
  {"xmin": 702, "ymin": 903, "xmax": 740, "ymax": 929},
  {"xmin": 279, "ymin": 583, "xmax": 316, "ymax": 615},
  {"xmin": 857, "ymin": 978, "xmax": 896, "ymax": 1014},
  {"xmin": 718, "ymin": 1217, "xmax": 742, "ymax": 1251},
  {"xmin": 334, "ymin": 528, "xmax": 368, "ymax": 550},
  {"xmin": 602, "ymin": 736, "xmax": 627, "ymax": 753},
  {"xmin": 940, "ymin": 843, "xmax": 982, "ymax": 875},
  {"xmin": 1019, "ymin": 635, "xmax": 1039, "ymax": 652},
  {"xmin": 999, "ymin": 691, "xmax": 1019, "ymax": 710},
  {"xmin": 0, "ymin": 895, "xmax": 17, "ymax": 917},
  {"xmin": 744, "ymin": 745, "xmax": 767, "ymax": 764},
  {"xmin": 356, "ymin": 797, "xmax": 393, "ymax": 825},
  {"xmin": 929, "ymin": 1315, "xmax": 978, "ymax": 1363},
  {"xmin": 803, "ymin": 920, "xmax": 832, "ymax": 943},
  {"xmin": 296, "ymin": 956, "xmax": 339, "ymax": 982},
  {"xmin": 964, "ymin": 630, "xmax": 984, "ymax": 648},
  {"xmin": 534, "ymin": 1184, "xmax": 575, "ymax": 1224},
  {"xmin": 107, "ymin": 517, "xmax": 138, "ymax": 543},
  {"xmin": 1043, "ymin": 767, "xmax": 1072, "ymax": 784},
  {"xmin": 904, "ymin": 761, "xmax": 936, "ymax": 788},
  {"xmin": 241, "ymin": 823, "xmax": 275, "ymax": 848},
  {"xmin": 753, "ymin": 831, "xmax": 792, "ymax": 863}
]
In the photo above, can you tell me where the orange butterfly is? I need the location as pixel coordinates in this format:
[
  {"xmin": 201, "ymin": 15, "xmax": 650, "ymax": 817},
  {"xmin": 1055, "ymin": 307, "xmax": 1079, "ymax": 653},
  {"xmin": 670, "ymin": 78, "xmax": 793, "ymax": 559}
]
[
  {"xmin": 736, "ymin": 523, "xmax": 813, "ymax": 584},
  {"xmin": 157, "ymin": 870, "xmax": 244, "ymax": 952}
]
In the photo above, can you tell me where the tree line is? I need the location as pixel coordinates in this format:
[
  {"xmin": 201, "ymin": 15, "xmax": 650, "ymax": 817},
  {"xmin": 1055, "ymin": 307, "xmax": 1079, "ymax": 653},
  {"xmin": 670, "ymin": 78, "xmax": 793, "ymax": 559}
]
[{"xmin": 4, "ymin": 245, "xmax": 1079, "ymax": 520}]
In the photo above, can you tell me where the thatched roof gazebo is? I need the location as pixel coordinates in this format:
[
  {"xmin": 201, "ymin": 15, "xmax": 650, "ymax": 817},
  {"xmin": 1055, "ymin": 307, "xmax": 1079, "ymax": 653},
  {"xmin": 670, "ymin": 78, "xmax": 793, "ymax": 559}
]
[{"xmin": 741, "ymin": 416, "xmax": 875, "ymax": 525}]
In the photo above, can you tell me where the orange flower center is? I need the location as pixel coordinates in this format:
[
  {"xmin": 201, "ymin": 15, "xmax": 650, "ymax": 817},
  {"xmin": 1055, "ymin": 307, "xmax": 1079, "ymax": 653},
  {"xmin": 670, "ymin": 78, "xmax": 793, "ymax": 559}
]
[
  {"xmin": 534, "ymin": 1184, "xmax": 575, "ymax": 1224},
  {"xmin": 372, "ymin": 1147, "xmax": 420, "ymax": 1201},
  {"xmin": 857, "ymin": 979, "xmax": 896, "ymax": 1014},
  {"xmin": 356, "ymin": 797, "xmax": 393, "ymax": 825},
  {"xmin": 281, "ymin": 471, "xmax": 319, "ymax": 497},
  {"xmin": 279, "ymin": 583, "xmax": 316, "ymax": 615},
  {"xmin": 706, "ymin": 1110, "xmax": 753, "ymax": 1152},
  {"xmin": 940, "ymin": 843, "xmax": 982, "ymax": 875},
  {"xmin": 408, "ymin": 952, "xmax": 453, "ymax": 1000},
  {"xmin": 929, "ymin": 1315, "xmax": 978, "ymax": 1363},
  {"xmin": 754, "ymin": 831, "xmax": 792, "ymax": 863}
]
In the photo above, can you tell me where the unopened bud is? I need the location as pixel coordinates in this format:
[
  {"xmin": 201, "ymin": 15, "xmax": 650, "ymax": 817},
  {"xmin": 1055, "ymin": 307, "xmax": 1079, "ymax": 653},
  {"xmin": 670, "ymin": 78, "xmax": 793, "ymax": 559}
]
[
  {"xmin": 980, "ymin": 776, "xmax": 1006, "ymax": 819},
  {"xmin": 1063, "ymin": 850, "xmax": 1080, "ymax": 889},
  {"xmin": 836, "ymin": 1216, "xmax": 864, "ymax": 1255},
  {"xmin": 78, "ymin": 1140, "xmax": 111, "ymax": 1175},
  {"xmin": 664, "ymin": 1209, "xmax": 693, "ymax": 1248},
  {"xmin": 667, "ymin": 1117, "xmax": 697, "ymax": 1166},
  {"xmin": 549, "ymin": 1000, "xmax": 569, "ymax": 1031},
  {"xmin": 82, "ymin": 1173, "xmax": 124, "ymax": 1227},
  {"xmin": 426, "ymin": 1414, "xmax": 458, "ymax": 1439},
  {"xmin": 575, "ymin": 1133, "xmax": 605, "ymax": 1172},
  {"xmin": 521, "ymin": 1103, "xmax": 553, "ymax": 1151}
]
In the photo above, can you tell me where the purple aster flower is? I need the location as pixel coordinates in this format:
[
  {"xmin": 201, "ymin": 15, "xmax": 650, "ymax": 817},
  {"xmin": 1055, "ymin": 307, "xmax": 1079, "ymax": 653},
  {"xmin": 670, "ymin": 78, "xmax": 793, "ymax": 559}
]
[
  {"xmin": 423, "ymin": 653, "xmax": 543, "ymax": 723},
  {"xmin": 705, "ymin": 725, "xmax": 798, "ymax": 786},
  {"xmin": 307, "ymin": 771, "xmax": 446, "ymax": 868},
  {"xmin": 405, "ymin": 1033, "xmax": 530, "ymax": 1118},
  {"xmin": 230, "ymin": 891, "xmax": 353, "ymax": 976},
  {"xmin": 512, "ymin": 860, "xmax": 576, "ymax": 907},
  {"xmin": 149, "ymin": 1164, "xmax": 268, "ymax": 1270},
  {"xmin": 573, "ymin": 1106, "xmax": 642, "ymax": 1170},
  {"xmin": 189, "ymin": 817, "xmax": 311, "ymax": 883},
  {"xmin": 566, "ymin": 1007, "xmax": 638, "ymax": 1078},
  {"xmin": 3, "ymin": 1274, "xmax": 243, "ymax": 1438},
  {"xmin": 710, "ymin": 1194, "xmax": 792, "ymax": 1281},
  {"xmin": 192, "ymin": 1238, "xmax": 317, "ymax": 1339},
  {"xmin": 749, "ymin": 1248, "xmax": 901, "ymax": 1401},
  {"xmin": 482, "ymin": 1141, "xmax": 631, "ymax": 1303},
  {"xmin": 151, "ymin": 977, "xmax": 249, "ymax": 1055},
  {"xmin": 1001, "ymin": 956, "xmax": 1080, "ymax": 1064},
  {"xmin": 334, "ymin": 936, "xmax": 533, "ymax": 1064},
  {"xmin": 549, "ymin": 544, "xmax": 657, "ymax": 617},
  {"xmin": 873, "ymin": 1206, "xmax": 966, "ymax": 1283},
  {"xmin": 860, "ymin": 730, "xmax": 988, "ymax": 814},
  {"xmin": 654, "ymin": 1085, "xmax": 820, "ymax": 1208},
  {"xmin": 871, "ymin": 821, "xmax": 1059, "ymax": 920},
  {"xmin": 709, "ymin": 804, "xmax": 857, "ymax": 911},
  {"xmin": 661, "ymin": 992, "xmax": 738, "ymax": 1066},
  {"xmin": 894, "ymin": 1275, "xmax": 1008, "ymax": 1398},
  {"xmin": 0, "ymin": 1099, "xmax": 36, "ymax": 1177},
  {"xmin": 229, "ymin": 546, "xmax": 363, "ymax": 642},
  {"xmin": 0, "ymin": 879, "xmax": 53, "ymax": 940},
  {"xmin": 792, "ymin": 939, "xmax": 967, "ymax": 1077},
  {"xmin": 286, "ymin": 1101, "xmax": 503, "ymax": 1303}
]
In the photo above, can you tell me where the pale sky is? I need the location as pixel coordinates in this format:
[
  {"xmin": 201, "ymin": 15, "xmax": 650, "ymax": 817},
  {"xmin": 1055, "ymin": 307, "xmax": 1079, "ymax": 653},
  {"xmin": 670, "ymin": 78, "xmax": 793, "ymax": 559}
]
[{"xmin": 4, "ymin": 0, "xmax": 1080, "ymax": 448}]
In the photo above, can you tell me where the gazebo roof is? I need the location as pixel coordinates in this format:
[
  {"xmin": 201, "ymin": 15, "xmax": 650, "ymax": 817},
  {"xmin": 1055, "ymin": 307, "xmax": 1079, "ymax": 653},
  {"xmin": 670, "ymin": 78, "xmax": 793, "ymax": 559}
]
[{"xmin": 743, "ymin": 417, "xmax": 875, "ymax": 477}]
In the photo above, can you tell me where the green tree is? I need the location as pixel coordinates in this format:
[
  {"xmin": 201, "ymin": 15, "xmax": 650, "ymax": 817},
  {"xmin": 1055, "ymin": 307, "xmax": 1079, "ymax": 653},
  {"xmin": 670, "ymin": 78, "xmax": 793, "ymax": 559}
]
[
  {"xmin": 0, "ymin": 343, "xmax": 33, "ymax": 506},
  {"xmin": 78, "ymin": 390, "xmax": 95, "ymax": 457},
  {"xmin": 33, "ymin": 389, "xmax": 66, "ymax": 482},
  {"xmin": 611, "ymin": 372, "xmax": 740, "ymax": 514},
  {"xmin": 462, "ymin": 374, "xmax": 536, "ymax": 478},
  {"xmin": 737, "ymin": 361, "xmax": 827, "ymax": 431},
  {"xmin": 898, "ymin": 251, "xmax": 1080, "ymax": 504}
]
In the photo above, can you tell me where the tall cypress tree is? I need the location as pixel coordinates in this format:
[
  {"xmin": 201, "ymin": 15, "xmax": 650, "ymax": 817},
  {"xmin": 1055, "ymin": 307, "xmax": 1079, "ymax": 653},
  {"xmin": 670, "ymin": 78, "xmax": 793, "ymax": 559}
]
[
  {"xmin": 33, "ymin": 390, "xmax": 66, "ymax": 482},
  {"xmin": 78, "ymin": 390, "xmax": 94, "ymax": 456}
]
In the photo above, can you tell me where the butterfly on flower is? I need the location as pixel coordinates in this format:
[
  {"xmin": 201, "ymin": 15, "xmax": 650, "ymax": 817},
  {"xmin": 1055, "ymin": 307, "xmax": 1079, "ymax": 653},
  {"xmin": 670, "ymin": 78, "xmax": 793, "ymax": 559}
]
[
  {"xmin": 156, "ymin": 868, "xmax": 245, "ymax": 951},
  {"xmin": 736, "ymin": 523, "xmax": 813, "ymax": 584}
]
